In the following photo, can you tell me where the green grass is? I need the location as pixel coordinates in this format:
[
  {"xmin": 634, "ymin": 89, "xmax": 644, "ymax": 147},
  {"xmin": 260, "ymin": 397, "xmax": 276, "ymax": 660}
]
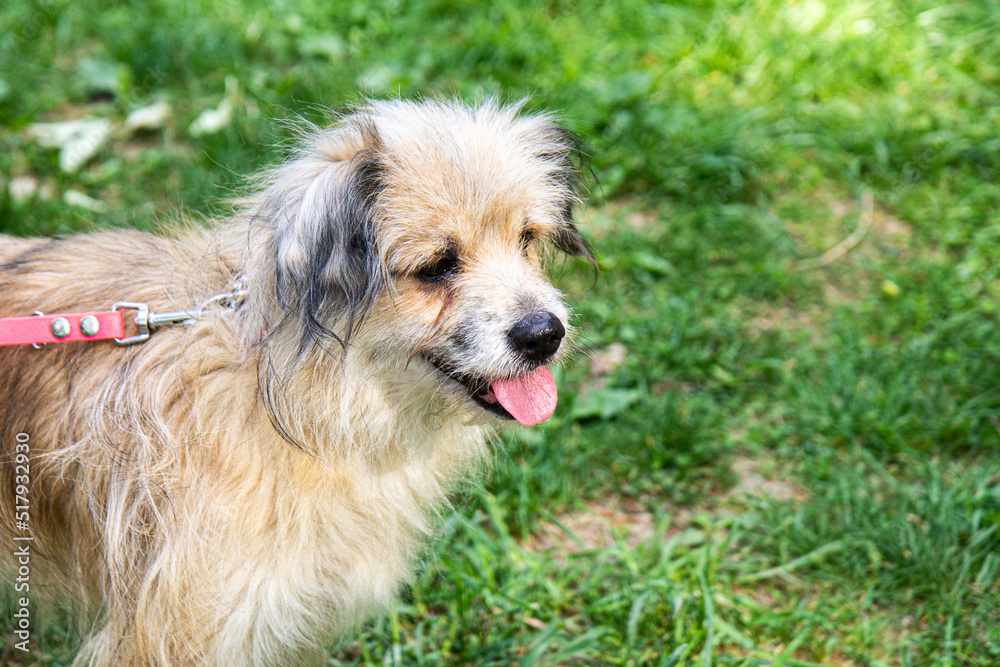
[{"xmin": 3, "ymin": 0, "xmax": 1000, "ymax": 664}]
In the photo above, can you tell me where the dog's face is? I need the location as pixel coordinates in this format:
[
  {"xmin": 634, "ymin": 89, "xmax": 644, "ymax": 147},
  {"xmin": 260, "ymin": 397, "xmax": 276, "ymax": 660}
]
[{"xmin": 255, "ymin": 100, "xmax": 593, "ymax": 426}]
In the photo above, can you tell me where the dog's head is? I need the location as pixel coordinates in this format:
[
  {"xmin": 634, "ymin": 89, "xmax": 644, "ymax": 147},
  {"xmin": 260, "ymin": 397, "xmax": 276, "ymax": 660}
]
[{"xmin": 250, "ymin": 100, "xmax": 592, "ymax": 429}]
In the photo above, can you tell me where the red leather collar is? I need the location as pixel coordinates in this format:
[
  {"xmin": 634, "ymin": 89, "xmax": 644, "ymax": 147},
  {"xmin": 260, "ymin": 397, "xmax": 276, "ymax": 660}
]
[{"xmin": 0, "ymin": 310, "xmax": 125, "ymax": 347}]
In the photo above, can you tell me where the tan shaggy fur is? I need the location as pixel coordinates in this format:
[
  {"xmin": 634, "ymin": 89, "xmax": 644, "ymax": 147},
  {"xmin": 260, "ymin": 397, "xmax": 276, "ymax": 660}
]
[{"xmin": 0, "ymin": 99, "xmax": 592, "ymax": 665}]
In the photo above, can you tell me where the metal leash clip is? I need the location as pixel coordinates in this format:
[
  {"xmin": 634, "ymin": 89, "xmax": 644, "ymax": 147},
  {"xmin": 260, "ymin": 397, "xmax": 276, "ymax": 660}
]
[
  {"xmin": 111, "ymin": 285, "xmax": 245, "ymax": 345},
  {"xmin": 111, "ymin": 302, "xmax": 151, "ymax": 345},
  {"xmin": 112, "ymin": 302, "xmax": 202, "ymax": 345}
]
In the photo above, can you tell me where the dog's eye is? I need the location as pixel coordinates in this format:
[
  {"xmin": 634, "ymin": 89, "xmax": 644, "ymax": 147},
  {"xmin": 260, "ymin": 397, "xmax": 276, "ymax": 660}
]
[
  {"xmin": 520, "ymin": 229, "xmax": 535, "ymax": 252},
  {"xmin": 417, "ymin": 256, "xmax": 459, "ymax": 282}
]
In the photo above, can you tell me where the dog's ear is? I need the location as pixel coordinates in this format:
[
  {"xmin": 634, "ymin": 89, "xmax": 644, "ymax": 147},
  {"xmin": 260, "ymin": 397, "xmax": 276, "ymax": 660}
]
[
  {"xmin": 552, "ymin": 216, "xmax": 596, "ymax": 268},
  {"xmin": 266, "ymin": 139, "xmax": 387, "ymax": 351},
  {"xmin": 540, "ymin": 126, "xmax": 598, "ymax": 271}
]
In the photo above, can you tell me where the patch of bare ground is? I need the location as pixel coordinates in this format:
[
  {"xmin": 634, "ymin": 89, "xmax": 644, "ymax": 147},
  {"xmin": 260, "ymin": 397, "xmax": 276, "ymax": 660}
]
[
  {"xmin": 829, "ymin": 195, "xmax": 914, "ymax": 260},
  {"xmin": 749, "ymin": 193, "xmax": 919, "ymax": 340},
  {"xmin": 876, "ymin": 211, "xmax": 914, "ymax": 249},
  {"xmin": 723, "ymin": 456, "xmax": 808, "ymax": 503},
  {"xmin": 522, "ymin": 495, "xmax": 688, "ymax": 556},
  {"xmin": 746, "ymin": 303, "xmax": 827, "ymax": 341},
  {"xmin": 575, "ymin": 342, "xmax": 628, "ymax": 400},
  {"xmin": 777, "ymin": 188, "xmax": 919, "ymax": 313},
  {"xmin": 524, "ymin": 457, "xmax": 805, "ymax": 558}
]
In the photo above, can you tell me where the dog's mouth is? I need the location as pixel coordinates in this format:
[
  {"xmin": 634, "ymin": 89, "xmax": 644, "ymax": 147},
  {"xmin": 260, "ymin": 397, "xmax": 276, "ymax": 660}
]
[{"xmin": 424, "ymin": 358, "xmax": 558, "ymax": 426}]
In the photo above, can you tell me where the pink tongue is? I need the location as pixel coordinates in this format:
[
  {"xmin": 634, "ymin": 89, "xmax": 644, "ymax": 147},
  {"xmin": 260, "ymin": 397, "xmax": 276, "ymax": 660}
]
[{"xmin": 491, "ymin": 367, "xmax": 558, "ymax": 426}]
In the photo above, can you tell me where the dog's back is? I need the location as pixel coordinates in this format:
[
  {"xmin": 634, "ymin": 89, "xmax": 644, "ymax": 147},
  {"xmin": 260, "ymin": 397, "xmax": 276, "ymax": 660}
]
[
  {"xmin": 0, "ymin": 236, "xmax": 42, "ymax": 263},
  {"xmin": 0, "ymin": 228, "xmax": 255, "ymax": 661}
]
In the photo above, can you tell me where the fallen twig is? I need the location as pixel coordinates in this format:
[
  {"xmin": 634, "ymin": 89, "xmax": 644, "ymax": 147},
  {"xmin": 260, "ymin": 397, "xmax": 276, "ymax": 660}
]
[{"xmin": 795, "ymin": 191, "xmax": 874, "ymax": 271}]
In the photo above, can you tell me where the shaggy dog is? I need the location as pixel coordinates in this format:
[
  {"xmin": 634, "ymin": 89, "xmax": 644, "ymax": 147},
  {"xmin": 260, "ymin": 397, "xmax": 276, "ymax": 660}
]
[{"xmin": 0, "ymin": 99, "xmax": 592, "ymax": 665}]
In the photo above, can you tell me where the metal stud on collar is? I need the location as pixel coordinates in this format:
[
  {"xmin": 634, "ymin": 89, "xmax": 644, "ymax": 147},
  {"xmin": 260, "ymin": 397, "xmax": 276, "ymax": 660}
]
[
  {"xmin": 50, "ymin": 316, "xmax": 71, "ymax": 339},
  {"xmin": 80, "ymin": 314, "xmax": 100, "ymax": 337}
]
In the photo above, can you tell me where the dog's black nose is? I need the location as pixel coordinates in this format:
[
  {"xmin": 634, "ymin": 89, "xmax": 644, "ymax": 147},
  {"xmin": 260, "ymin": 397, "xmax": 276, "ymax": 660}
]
[{"xmin": 508, "ymin": 312, "xmax": 565, "ymax": 363}]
